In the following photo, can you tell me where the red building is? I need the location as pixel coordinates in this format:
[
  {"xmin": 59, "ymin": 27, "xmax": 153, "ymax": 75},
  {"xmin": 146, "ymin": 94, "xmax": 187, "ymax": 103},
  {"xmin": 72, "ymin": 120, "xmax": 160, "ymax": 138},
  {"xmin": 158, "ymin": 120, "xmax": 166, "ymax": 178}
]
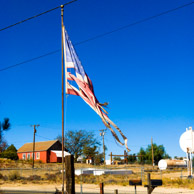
[{"xmin": 17, "ymin": 140, "xmax": 70, "ymax": 163}]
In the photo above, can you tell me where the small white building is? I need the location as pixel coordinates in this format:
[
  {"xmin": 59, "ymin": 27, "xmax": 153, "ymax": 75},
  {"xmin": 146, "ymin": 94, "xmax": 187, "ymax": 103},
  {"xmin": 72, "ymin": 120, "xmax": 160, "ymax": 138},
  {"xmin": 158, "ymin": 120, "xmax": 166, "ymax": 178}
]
[
  {"xmin": 105, "ymin": 160, "xmax": 111, "ymax": 165},
  {"xmin": 77, "ymin": 155, "xmax": 84, "ymax": 163}
]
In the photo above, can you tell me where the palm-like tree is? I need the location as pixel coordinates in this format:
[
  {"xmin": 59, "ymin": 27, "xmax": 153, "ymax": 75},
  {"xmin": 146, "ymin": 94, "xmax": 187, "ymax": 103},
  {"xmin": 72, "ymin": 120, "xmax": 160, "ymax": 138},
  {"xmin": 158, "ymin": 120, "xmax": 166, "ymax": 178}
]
[{"xmin": 0, "ymin": 118, "xmax": 11, "ymax": 143}]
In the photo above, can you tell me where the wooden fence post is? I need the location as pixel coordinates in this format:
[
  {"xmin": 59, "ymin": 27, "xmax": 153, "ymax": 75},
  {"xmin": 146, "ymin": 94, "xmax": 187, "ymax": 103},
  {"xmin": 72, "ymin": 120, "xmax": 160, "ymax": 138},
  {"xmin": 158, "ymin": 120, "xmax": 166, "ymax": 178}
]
[
  {"xmin": 65, "ymin": 155, "xmax": 75, "ymax": 194},
  {"xmin": 114, "ymin": 189, "xmax": 118, "ymax": 194},
  {"xmin": 110, "ymin": 152, "xmax": 112, "ymax": 165},
  {"xmin": 100, "ymin": 183, "xmax": 104, "ymax": 194},
  {"xmin": 147, "ymin": 173, "xmax": 153, "ymax": 194}
]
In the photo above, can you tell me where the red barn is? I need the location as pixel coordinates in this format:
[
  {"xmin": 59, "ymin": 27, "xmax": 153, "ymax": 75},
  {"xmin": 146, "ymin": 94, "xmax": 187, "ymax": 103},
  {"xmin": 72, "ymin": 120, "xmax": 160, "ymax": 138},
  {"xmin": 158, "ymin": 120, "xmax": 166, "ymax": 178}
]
[{"xmin": 17, "ymin": 140, "xmax": 70, "ymax": 163}]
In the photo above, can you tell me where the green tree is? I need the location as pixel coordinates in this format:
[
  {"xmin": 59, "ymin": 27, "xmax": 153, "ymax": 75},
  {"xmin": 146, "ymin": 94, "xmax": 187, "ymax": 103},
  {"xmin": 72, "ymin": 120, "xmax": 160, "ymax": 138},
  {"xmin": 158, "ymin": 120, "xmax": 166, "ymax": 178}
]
[
  {"xmin": 94, "ymin": 152, "xmax": 104, "ymax": 165},
  {"xmin": 6, "ymin": 144, "xmax": 17, "ymax": 152},
  {"xmin": 127, "ymin": 154, "xmax": 137, "ymax": 163},
  {"xmin": 82, "ymin": 145, "xmax": 98, "ymax": 158},
  {"xmin": 82, "ymin": 146, "xmax": 105, "ymax": 165},
  {"xmin": 0, "ymin": 144, "xmax": 18, "ymax": 160},
  {"xmin": 146, "ymin": 144, "xmax": 167, "ymax": 164},
  {"xmin": 137, "ymin": 147, "xmax": 147, "ymax": 164},
  {"xmin": 0, "ymin": 118, "xmax": 11, "ymax": 152},
  {"xmin": 57, "ymin": 130, "xmax": 100, "ymax": 161},
  {"xmin": 113, "ymin": 156, "xmax": 121, "ymax": 161},
  {"xmin": 137, "ymin": 144, "xmax": 170, "ymax": 165},
  {"xmin": 174, "ymin": 156, "xmax": 181, "ymax": 160}
]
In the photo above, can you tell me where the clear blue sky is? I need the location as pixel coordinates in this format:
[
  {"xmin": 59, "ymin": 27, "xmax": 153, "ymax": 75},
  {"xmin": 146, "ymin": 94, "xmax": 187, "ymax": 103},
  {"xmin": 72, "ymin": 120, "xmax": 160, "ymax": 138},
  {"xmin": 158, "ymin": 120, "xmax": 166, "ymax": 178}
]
[{"xmin": 0, "ymin": 0, "xmax": 193, "ymax": 159}]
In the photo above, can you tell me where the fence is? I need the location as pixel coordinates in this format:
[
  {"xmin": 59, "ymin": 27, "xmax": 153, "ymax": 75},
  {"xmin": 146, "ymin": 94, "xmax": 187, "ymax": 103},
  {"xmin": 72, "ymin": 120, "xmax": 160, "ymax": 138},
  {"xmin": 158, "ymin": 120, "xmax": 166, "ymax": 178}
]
[{"xmin": 0, "ymin": 166, "xmax": 192, "ymax": 194}]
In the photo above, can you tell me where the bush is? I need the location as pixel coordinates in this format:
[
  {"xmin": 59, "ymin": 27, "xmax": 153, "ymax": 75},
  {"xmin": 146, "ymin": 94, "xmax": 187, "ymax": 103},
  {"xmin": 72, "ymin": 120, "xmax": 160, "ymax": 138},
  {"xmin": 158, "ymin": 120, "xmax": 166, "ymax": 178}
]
[
  {"xmin": 8, "ymin": 171, "xmax": 21, "ymax": 180},
  {"xmin": 105, "ymin": 179, "xmax": 117, "ymax": 184},
  {"xmin": 35, "ymin": 160, "xmax": 43, "ymax": 164},
  {"xmin": 6, "ymin": 144, "xmax": 17, "ymax": 152},
  {"xmin": 0, "ymin": 144, "xmax": 18, "ymax": 160},
  {"xmin": 27, "ymin": 175, "xmax": 42, "ymax": 181},
  {"xmin": 0, "ymin": 151, "xmax": 18, "ymax": 160},
  {"xmin": 45, "ymin": 173, "xmax": 57, "ymax": 181},
  {"xmin": 3, "ymin": 175, "xmax": 8, "ymax": 181}
]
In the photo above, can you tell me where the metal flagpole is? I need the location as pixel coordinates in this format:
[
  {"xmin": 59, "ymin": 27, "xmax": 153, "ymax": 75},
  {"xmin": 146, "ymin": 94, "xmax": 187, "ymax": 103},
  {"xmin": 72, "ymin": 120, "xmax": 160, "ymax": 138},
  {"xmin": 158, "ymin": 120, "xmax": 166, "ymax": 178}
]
[
  {"xmin": 151, "ymin": 137, "xmax": 154, "ymax": 168},
  {"xmin": 191, "ymin": 127, "xmax": 193, "ymax": 177},
  {"xmin": 186, "ymin": 148, "xmax": 189, "ymax": 176},
  {"xmin": 99, "ymin": 129, "xmax": 106, "ymax": 165},
  {"xmin": 61, "ymin": 4, "xmax": 65, "ymax": 194}
]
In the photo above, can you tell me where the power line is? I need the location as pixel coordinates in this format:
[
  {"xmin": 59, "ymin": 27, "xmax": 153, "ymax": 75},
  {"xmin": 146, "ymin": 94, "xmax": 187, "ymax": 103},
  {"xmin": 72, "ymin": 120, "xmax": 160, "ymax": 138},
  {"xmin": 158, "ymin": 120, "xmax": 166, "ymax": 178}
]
[
  {"xmin": 76, "ymin": 1, "xmax": 194, "ymax": 45},
  {"xmin": 0, "ymin": 1, "xmax": 193, "ymax": 72},
  {"xmin": 0, "ymin": 0, "xmax": 77, "ymax": 32},
  {"xmin": 0, "ymin": 49, "xmax": 60, "ymax": 72},
  {"xmin": 104, "ymin": 137, "xmax": 147, "ymax": 148},
  {"xmin": 35, "ymin": 134, "xmax": 52, "ymax": 140}
]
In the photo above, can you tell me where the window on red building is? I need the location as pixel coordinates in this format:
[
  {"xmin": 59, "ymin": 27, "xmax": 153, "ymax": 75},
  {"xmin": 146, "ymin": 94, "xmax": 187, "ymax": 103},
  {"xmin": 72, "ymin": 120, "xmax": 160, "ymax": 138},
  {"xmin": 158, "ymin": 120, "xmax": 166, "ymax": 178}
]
[
  {"xmin": 27, "ymin": 153, "xmax": 30, "ymax": 160},
  {"xmin": 22, "ymin": 153, "xmax": 26, "ymax": 160},
  {"xmin": 36, "ymin": 152, "xmax": 40, "ymax": 159}
]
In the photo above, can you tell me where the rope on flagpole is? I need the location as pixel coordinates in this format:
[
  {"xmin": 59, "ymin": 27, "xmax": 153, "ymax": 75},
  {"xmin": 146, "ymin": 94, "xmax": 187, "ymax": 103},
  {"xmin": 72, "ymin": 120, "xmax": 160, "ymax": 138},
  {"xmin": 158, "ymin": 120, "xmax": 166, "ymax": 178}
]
[{"xmin": 64, "ymin": 94, "xmax": 69, "ymax": 140}]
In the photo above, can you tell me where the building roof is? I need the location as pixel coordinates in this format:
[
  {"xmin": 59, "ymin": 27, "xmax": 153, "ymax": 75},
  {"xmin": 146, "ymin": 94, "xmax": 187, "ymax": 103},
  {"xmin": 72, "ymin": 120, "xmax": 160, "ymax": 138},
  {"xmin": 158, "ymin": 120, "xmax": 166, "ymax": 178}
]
[{"xmin": 17, "ymin": 140, "xmax": 59, "ymax": 153}]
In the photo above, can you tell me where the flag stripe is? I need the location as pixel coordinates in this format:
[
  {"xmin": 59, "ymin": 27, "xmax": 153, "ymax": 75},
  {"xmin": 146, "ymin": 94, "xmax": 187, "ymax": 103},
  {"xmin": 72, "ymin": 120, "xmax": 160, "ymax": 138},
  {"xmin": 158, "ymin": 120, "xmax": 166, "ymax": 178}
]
[
  {"xmin": 63, "ymin": 26, "xmax": 130, "ymax": 152},
  {"xmin": 67, "ymin": 73, "xmax": 130, "ymax": 151}
]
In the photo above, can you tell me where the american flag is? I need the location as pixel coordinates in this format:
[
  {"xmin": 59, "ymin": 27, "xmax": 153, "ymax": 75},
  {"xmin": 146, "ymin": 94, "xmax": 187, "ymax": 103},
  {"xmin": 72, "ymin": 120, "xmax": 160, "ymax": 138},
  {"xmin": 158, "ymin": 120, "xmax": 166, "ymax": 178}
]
[{"xmin": 63, "ymin": 26, "xmax": 130, "ymax": 152}]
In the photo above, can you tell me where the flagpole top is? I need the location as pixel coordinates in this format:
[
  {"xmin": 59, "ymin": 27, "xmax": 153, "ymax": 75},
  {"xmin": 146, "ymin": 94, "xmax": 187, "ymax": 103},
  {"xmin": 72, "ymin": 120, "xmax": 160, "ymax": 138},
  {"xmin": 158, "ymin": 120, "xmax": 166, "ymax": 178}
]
[{"xmin": 61, "ymin": 5, "xmax": 64, "ymax": 16}]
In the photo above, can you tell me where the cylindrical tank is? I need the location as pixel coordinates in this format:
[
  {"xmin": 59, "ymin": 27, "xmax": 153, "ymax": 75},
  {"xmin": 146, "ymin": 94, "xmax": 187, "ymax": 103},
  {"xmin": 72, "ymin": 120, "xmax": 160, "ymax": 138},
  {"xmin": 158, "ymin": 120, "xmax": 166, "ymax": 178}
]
[{"xmin": 158, "ymin": 159, "xmax": 186, "ymax": 169}]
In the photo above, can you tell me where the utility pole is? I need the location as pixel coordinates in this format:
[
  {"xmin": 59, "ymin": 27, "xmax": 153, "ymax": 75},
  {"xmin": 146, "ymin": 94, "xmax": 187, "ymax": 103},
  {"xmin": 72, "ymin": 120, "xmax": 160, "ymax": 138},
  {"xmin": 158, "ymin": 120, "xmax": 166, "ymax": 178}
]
[
  {"xmin": 99, "ymin": 129, "xmax": 106, "ymax": 165},
  {"xmin": 30, "ymin": 124, "xmax": 40, "ymax": 168},
  {"xmin": 151, "ymin": 137, "xmax": 154, "ymax": 168}
]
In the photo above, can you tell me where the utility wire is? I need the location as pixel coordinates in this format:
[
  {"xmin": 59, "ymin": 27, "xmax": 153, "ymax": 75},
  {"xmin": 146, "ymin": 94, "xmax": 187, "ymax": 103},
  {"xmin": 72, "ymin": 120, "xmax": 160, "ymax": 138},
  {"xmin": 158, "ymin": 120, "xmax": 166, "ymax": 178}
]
[
  {"xmin": 76, "ymin": 1, "xmax": 194, "ymax": 45},
  {"xmin": 0, "ymin": 0, "xmax": 77, "ymax": 32},
  {"xmin": 0, "ymin": 50, "xmax": 60, "ymax": 72},
  {"xmin": 104, "ymin": 137, "xmax": 147, "ymax": 148},
  {"xmin": 0, "ymin": 1, "xmax": 193, "ymax": 72},
  {"xmin": 35, "ymin": 134, "xmax": 52, "ymax": 140}
]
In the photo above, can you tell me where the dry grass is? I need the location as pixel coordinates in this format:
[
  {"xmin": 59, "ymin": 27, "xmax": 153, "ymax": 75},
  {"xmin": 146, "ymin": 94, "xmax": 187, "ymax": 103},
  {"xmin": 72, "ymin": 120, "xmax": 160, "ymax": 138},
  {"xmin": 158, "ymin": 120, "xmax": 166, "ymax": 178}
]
[
  {"xmin": 163, "ymin": 178, "xmax": 194, "ymax": 189},
  {"xmin": 0, "ymin": 159, "xmax": 191, "ymax": 189}
]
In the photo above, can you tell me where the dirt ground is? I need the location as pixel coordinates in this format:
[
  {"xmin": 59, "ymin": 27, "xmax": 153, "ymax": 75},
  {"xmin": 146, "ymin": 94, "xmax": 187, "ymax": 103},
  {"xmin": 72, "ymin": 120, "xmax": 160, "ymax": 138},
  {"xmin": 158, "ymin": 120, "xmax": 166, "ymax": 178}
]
[
  {"xmin": 1, "ymin": 160, "xmax": 193, "ymax": 193},
  {"xmin": 1, "ymin": 183, "xmax": 194, "ymax": 194}
]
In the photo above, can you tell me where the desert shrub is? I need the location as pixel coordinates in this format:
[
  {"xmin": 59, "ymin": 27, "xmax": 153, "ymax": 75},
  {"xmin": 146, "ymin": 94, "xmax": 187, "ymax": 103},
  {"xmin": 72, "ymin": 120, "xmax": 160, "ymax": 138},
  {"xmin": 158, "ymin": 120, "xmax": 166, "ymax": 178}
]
[
  {"xmin": 45, "ymin": 173, "xmax": 57, "ymax": 181},
  {"xmin": 0, "ymin": 158, "xmax": 7, "ymax": 163},
  {"xmin": 105, "ymin": 179, "xmax": 117, "ymax": 184},
  {"xmin": 54, "ymin": 171, "xmax": 62, "ymax": 182},
  {"xmin": 3, "ymin": 175, "xmax": 8, "ymax": 181},
  {"xmin": 121, "ymin": 182, "xmax": 128, "ymax": 186},
  {"xmin": 26, "ymin": 159, "xmax": 33, "ymax": 163},
  {"xmin": 17, "ymin": 159, "xmax": 25, "ymax": 163},
  {"xmin": 25, "ymin": 159, "xmax": 42, "ymax": 164},
  {"xmin": 172, "ymin": 178, "xmax": 183, "ymax": 185},
  {"xmin": 55, "ymin": 171, "xmax": 61, "ymax": 175},
  {"xmin": 8, "ymin": 171, "xmax": 21, "ymax": 180},
  {"xmin": 27, "ymin": 175, "xmax": 42, "ymax": 181},
  {"xmin": 81, "ymin": 174, "xmax": 97, "ymax": 184},
  {"xmin": 163, "ymin": 178, "xmax": 194, "ymax": 189},
  {"xmin": 35, "ymin": 160, "xmax": 43, "ymax": 164}
]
